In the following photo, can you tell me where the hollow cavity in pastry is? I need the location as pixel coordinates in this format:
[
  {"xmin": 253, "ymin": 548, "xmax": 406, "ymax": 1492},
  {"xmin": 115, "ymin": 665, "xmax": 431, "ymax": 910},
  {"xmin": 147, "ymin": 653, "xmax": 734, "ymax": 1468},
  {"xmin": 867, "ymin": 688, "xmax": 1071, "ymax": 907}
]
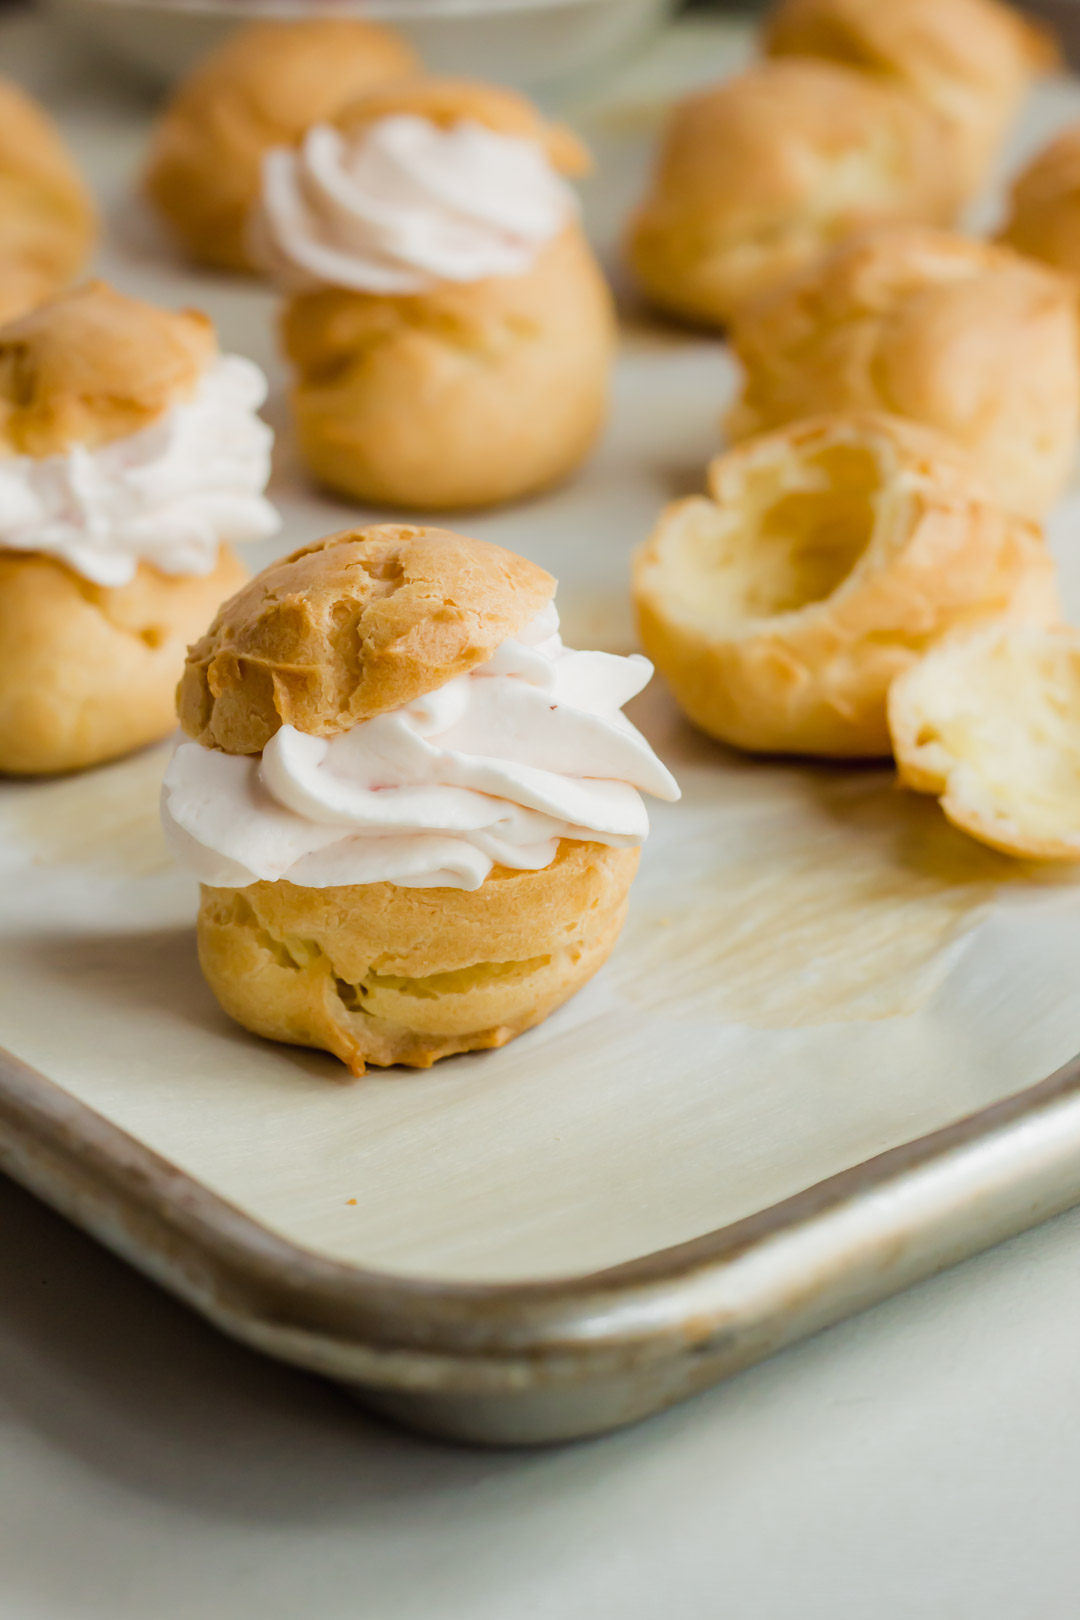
[
  {"xmin": 727, "ymin": 225, "xmax": 1080, "ymax": 520},
  {"xmin": 633, "ymin": 414, "xmax": 1059, "ymax": 758},
  {"xmin": 764, "ymin": 0, "xmax": 1057, "ymax": 201},
  {"xmin": 626, "ymin": 59, "xmax": 960, "ymax": 331},
  {"xmin": 166, "ymin": 524, "xmax": 679, "ymax": 1073},
  {"xmin": 142, "ymin": 19, "xmax": 420, "ymax": 272},
  {"xmin": 889, "ymin": 624, "xmax": 1080, "ymax": 860},
  {"xmin": 0, "ymin": 79, "xmax": 96, "ymax": 324}
]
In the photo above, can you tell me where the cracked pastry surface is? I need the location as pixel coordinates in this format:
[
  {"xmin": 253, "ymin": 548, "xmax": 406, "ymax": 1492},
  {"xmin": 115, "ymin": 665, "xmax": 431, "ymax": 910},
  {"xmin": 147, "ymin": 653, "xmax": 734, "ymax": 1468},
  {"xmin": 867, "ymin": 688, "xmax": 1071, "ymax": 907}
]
[
  {"xmin": 632, "ymin": 414, "xmax": 1059, "ymax": 758},
  {"xmin": 0, "ymin": 283, "xmax": 277, "ymax": 775},
  {"xmin": 889, "ymin": 623, "xmax": 1080, "ymax": 860},
  {"xmin": 625, "ymin": 59, "xmax": 959, "ymax": 330},
  {"xmin": 0, "ymin": 79, "xmax": 96, "ymax": 324},
  {"xmin": 166, "ymin": 524, "xmax": 678, "ymax": 1074},
  {"xmin": 727, "ymin": 226, "xmax": 1080, "ymax": 520},
  {"xmin": 254, "ymin": 77, "xmax": 614, "ymax": 510},
  {"xmin": 142, "ymin": 18, "xmax": 419, "ymax": 272},
  {"xmin": 764, "ymin": 0, "xmax": 1056, "ymax": 201}
]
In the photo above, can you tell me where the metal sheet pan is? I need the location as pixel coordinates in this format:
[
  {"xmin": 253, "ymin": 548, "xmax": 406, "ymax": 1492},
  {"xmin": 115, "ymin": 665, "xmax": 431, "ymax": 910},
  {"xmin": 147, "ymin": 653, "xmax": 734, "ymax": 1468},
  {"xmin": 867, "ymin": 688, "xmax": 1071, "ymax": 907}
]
[{"xmin": 3, "ymin": 15, "xmax": 1080, "ymax": 1444}]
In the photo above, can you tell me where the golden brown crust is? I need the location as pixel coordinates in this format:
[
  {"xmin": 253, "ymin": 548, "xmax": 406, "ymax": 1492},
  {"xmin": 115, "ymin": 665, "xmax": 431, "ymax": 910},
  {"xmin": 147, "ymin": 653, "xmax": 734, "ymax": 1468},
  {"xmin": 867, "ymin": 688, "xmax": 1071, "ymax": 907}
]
[
  {"xmin": 282, "ymin": 225, "xmax": 614, "ymax": 510},
  {"xmin": 196, "ymin": 841, "xmax": 639, "ymax": 1075},
  {"xmin": 335, "ymin": 76, "xmax": 590, "ymax": 176},
  {"xmin": 142, "ymin": 19, "xmax": 419, "ymax": 272},
  {"xmin": 0, "ymin": 79, "xmax": 97, "ymax": 323},
  {"xmin": 727, "ymin": 226, "xmax": 1080, "ymax": 519},
  {"xmin": 0, "ymin": 546, "xmax": 249, "ymax": 776},
  {"xmin": 178, "ymin": 524, "xmax": 556, "ymax": 755},
  {"xmin": 999, "ymin": 122, "xmax": 1080, "ymax": 278},
  {"xmin": 764, "ymin": 0, "xmax": 1057, "ymax": 198},
  {"xmin": 632, "ymin": 414, "xmax": 1060, "ymax": 758},
  {"xmin": 626, "ymin": 59, "xmax": 960, "ymax": 330},
  {"xmin": 0, "ymin": 281, "xmax": 216, "ymax": 457},
  {"xmin": 889, "ymin": 623, "xmax": 1080, "ymax": 861}
]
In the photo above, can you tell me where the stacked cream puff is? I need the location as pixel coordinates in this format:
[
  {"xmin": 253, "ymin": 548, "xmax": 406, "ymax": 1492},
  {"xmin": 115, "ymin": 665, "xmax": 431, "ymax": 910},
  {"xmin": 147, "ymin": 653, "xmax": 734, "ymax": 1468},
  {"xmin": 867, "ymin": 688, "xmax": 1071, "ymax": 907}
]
[
  {"xmin": 0, "ymin": 282, "xmax": 278, "ymax": 774},
  {"xmin": 143, "ymin": 18, "xmax": 420, "ymax": 272},
  {"xmin": 162, "ymin": 526, "xmax": 679, "ymax": 1074},
  {"xmin": 246, "ymin": 77, "xmax": 615, "ymax": 511}
]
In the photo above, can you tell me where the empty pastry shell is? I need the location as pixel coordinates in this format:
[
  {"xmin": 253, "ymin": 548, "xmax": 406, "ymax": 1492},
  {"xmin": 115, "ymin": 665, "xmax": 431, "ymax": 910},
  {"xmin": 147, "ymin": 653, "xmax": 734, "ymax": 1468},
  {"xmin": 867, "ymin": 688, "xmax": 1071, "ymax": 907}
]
[
  {"xmin": 889, "ymin": 622, "xmax": 1080, "ymax": 861},
  {"xmin": 632, "ymin": 414, "xmax": 1059, "ymax": 758}
]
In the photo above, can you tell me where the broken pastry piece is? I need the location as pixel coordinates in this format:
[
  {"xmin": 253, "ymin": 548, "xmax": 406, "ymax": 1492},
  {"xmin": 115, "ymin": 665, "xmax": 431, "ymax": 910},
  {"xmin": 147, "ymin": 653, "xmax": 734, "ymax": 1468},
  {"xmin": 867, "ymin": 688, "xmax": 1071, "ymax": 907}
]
[
  {"xmin": 162, "ymin": 525, "xmax": 679, "ymax": 1075},
  {"xmin": 625, "ymin": 59, "xmax": 960, "ymax": 330},
  {"xmin": 889, "ymin": 623, "xmax": 1080, "ymax": 861},
  {"xmin": 142, "ymin": 18, "xmax": 419, "ymax": 272},
  {"xmin": 764, "ymin": 0, "xmax": 1057, "ymax": 204},
  {"xmin": 727, "ymin": 226, "xmax": 1080, "ymax": 520},
  {"xmin": 0, "ymin": 282, "xmax": 278, "ymax": 775},
  {"xmin": 632, "ymin": 414, "xmax": 1058, "ymax": 758},
  {"xmin": 251, "ymin": 77, "xmax": 613, "ymax": 510}
]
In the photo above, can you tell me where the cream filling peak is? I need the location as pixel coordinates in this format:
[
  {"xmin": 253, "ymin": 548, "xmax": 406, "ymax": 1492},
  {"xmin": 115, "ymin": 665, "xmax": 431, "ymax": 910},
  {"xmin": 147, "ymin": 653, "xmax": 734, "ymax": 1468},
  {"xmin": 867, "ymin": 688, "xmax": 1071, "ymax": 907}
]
[
  {"xmin": 162, "ymin": 603, "xmax": 681, "ymax": 891},
  {"xmin": 0, "ymin": 356, "xmax": 279, "ymax": 587},
  {"xmin": 250, "ymin": 114, "xmax": 577, "ymax": 295}
]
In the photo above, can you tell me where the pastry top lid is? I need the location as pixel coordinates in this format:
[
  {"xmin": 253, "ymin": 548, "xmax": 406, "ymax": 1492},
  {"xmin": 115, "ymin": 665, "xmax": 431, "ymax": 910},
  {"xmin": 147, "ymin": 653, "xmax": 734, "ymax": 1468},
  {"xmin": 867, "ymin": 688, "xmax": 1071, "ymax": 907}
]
[
  {"xmin": 335, "ymin": 76, "xmax": 590, "ymax": 177},
  {"xmin": 0, "ymin": 281, "xmax": 216, "ymax": 458},
  {"xmin": 178, "ymin": 524, "xmax": 557, "ymax": 755}
]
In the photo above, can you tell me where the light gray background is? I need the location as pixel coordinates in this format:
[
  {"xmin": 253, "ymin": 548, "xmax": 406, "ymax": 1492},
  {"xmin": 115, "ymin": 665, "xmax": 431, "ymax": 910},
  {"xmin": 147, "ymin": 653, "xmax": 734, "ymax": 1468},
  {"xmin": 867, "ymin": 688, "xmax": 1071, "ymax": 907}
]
[{"xmin": 4, "ymin": 1178, "xmax": 1080, "ymax": 1619}]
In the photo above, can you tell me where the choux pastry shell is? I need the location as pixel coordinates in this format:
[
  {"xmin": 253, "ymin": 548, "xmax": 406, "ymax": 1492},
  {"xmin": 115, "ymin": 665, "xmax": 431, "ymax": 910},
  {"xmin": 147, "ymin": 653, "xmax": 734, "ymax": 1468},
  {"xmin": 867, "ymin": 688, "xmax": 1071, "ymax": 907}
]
[
  {"xmin": 727, "ymin": 226, "xmax": 1080, "ymax": 519},
  {"xmin": 142, "ymin": 19, "xmax": 419, "ymax": 272},
  {"xmin": 998, "ymin": 122, "xmax": 1080, "ymax": 281},
  {"xmin": 889, "ymin": 623, "xmax": 1080, "ymax": 861},
  {"xmin": 764, "ymin": 0, "xmax": 1058, "ymax": 201},
  {"xmin": 633, "ymin": 414, "xmax": 1059, "ymax": 758},
  {"xmin": 0, "ymin": 79, "xmax": 96, "ymax": 324},
  {"xmin": 626, "ymin": 59, "xmax": 959, "ymax": 330}
]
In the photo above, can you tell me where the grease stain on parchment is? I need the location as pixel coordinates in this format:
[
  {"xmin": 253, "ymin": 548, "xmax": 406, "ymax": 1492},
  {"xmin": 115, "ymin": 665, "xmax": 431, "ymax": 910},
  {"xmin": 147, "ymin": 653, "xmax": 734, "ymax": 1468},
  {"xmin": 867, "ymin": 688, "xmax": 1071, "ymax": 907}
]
[
  {"xmin": 614, "ymin": 780, "xmax": 1030, "ymax": 1028},
  {"xmin": 1, "ymin": 742, "xmax": 173, "ymax": 877}
]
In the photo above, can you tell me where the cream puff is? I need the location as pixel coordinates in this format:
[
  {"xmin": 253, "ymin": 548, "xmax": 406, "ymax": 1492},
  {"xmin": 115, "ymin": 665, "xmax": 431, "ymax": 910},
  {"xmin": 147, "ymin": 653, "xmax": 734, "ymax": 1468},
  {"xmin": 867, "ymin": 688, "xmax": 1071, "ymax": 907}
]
[
  {"xmin": 889, "ymin": 623, "xmax": 1080, "ymax": 860},
  {"xmin": 142, "ymin": 18, "xmax": 419, "ymax": 273},
  {"xmin": 727, "ymin": 225, "xmax": 1080, "ymax": 520},
  {"xmin": 0, "ymin": 282, "xmax": 279, "ymax": 776},
  {"xmin": 249, "ymin": 78, "xmax": 615, "ymax": 511},
  {"xmin": 162, "ymin": 525, "xmax": 680, "ymax": 1075},
  {"xmin": 0, "ymin": 79, "xmax": 96, "ymax": 324},
  {"xmin": 625, "ymin": 59, "xmax": 960, "ymax": 331},
  {"xmin": 764, "ymin": 0, "xmax": 1057, "ymax": 203},
  {"xmin": 633, "ymin": 414, "xmax": 1058, "ymax": 759},
  {"xmin": 999, "ymin": 123, "xmax": 1080, "ymax": 281}
]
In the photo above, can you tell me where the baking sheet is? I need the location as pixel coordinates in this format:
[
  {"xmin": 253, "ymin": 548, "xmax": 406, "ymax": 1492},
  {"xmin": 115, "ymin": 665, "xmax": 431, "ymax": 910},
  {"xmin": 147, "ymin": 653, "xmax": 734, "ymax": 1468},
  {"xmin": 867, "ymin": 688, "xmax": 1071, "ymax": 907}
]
[{"xmin": 3, "ymin": 18, "xmax": 1080, "ymax": 1289}]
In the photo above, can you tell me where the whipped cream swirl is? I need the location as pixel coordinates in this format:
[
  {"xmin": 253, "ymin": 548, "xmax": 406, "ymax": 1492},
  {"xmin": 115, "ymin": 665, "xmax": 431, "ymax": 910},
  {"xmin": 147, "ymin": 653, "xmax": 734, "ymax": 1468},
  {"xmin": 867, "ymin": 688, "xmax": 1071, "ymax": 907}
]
[
  {"xmin": 251, "ymin": 114, "xmax": 577, "ymax": 295},
  {"xmin": 162, "ymin": 603, "xmax": 680, "ymax": 891},
  {"xmin": 0, "ymin": 356, "xmax": 280, "ymax": 588}
]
